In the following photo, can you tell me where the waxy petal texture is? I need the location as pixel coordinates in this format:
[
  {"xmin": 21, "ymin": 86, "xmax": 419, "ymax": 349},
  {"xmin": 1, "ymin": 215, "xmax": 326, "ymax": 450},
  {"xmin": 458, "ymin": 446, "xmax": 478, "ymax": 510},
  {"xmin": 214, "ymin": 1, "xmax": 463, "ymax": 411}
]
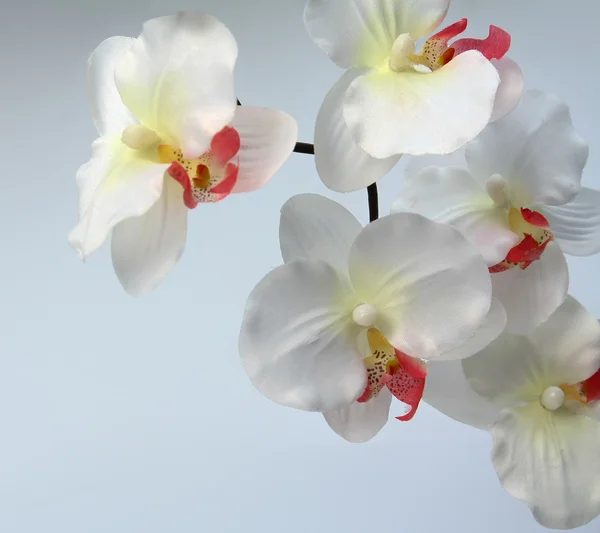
[
  {"xmin": 344, "ymin": 51, "xmax": 499, "ymax": 158},
  {"xmin": 279, "ymin": 194, "xmax": 362, "ymax": 275},
  {"xmin": 111, "ymin": 177, "xmax": 188, "ymax": 296},
  {"xmin": 348, "ymin": 213, "xmax": 492, "ymax": 360},
  {"xmin": 239, "ymin": 260, "xmax": 366, "ymax": 412},
  {"xmin": 314, "ymin": 70, "xmax": 401, "ymax": 192},
  {"xmin": 114, "ymin": 12, "xmax": 238, "ymax": 158},
  {"xmin": 304, "ymin": 0, "xmax": 450, "ymax": 69}
]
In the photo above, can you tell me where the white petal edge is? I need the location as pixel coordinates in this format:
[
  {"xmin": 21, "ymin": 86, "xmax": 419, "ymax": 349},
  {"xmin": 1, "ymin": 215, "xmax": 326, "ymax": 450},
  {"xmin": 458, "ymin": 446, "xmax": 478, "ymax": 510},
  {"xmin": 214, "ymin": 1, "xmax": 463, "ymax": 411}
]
[
  {"xmin": 239, "ymin": 260, "xmax": 366, "ymax": 412},
  {"xmin": 392, "ymin": 166, "xmax": 519, "ymax": 265},
  {"xmin": 348, "ymin": 213, "xmax": 492, "ymax": 360},
  {"xmin": 423, "ymin": 358, "xmax": 501, "ymax": 430},
  {"xmin": 314, "ymin": 70, "xmax": 401, "ymax": 193},
  {"xmin": 543, "ymin": 187, "xmax": 600, "ymax": 256},
  {"xmin": 68, "ymin": 136, "xmax": 168, "ymax": 259},
  {"xmin": 88, "ymin": 36, "xmax": 136, "ymax": 136},
  {"xmin": 435, "ymin": 298, "xmax": 507, "ymax": 361},
  {"xmin": 323, "ymin": 388, "xmax": 392, "ymax": 443},
  {"xmin": 489, "ymin": 57, "xmax": 523, "ymax": 123},
  {"xmin": 114, "ymin": 12, "xmax": 238, "ymax": 158},
  {"xmin": 344, "ymin": 51, "xmax": 499, "ymax": 158},
  {"xmin": 279, "ymin": 194, "xmax": 362, "ymax": 275},
  {"xmin": 110, "ymin": 177, "xmax": 188, "ymax": 296},
  {"xmin": 492, "ymin": 404, "xmax": 600, "ymax": 529},
  {"xmin": 491, "ymin": 242, "xmax": 569, "ymax": 335},
  {"xmin": 402, "ymin": 149, "xmax": 467, "ymax": 181},
  {"xmin": 465, "ymin": 89, "xmax": 588, "ymax": 206},
  {"xmin": 304, "ymin": 0, "xmax": 450, "ymax": 69},
  {"xmin": 230, "ymin": 106, "xmax": 298, "ymax": 193}
]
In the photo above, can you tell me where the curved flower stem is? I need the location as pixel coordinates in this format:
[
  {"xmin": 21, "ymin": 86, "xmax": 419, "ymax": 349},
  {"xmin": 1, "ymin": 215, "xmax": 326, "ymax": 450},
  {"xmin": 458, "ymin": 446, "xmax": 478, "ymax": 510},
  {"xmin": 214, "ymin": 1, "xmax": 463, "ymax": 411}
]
[
  {"xmin": 236, "ymin": 99, "xmax": 379, "ymax": 222},
  {"xmin": 367, "ymin": 184, "xmax": 379, "ymax": 222}
]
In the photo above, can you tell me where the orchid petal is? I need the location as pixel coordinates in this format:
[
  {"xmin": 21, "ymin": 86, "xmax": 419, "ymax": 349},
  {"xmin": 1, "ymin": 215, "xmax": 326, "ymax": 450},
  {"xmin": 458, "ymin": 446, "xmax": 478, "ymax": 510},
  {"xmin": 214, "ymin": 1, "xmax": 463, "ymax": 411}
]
[
  {"xmin": 451, "ymin": 25, "xmax": 511, "ymax": 61},
  {"xmin": 489, "ymin": 57, "xmax": 523, "ymax": 122},
  {"xmin": 392, "ymin": 166, "xmax": 519, "ymax": 265},
  {"xmin": 323, "ymin": 388, "xmax": 392, "ymax": 443},
  {"xmin": 491, "ymin": 242, "xmax": 569, "ymax": 335},
  {"xmin": 315, "ymin": 70, "xmax": 401, "ymax": 192},
  {"xmin": 348, "ymin": 213, "xmax": 491, "ymax": 361},
  {"xmin": 492, "ymin": 404, "xmax": 600, "ymax": 529},
  {"xmin": 465, "ymin": 90, "xmax": 588, "ymax": 206},
  {"xmin": 279, "ymin": 194, "xmax": 362, "ymax": 275},
  {"xmin": 229, "ymin": 106, "xmax": 298, "ymax": 193},
  {"xmin": 304, "ymin": 0, "xmax": 450, "ymax": 69},
  {"xmin": 435, "ymin": 298, "xmax": 507, "ymax": 361},
  {"xmin": 543, "ymin": 187, "xmax": 600, "ymax": 256},
  {"xmin": 114, "ymin": 12, "xmax": 238, "ymax": 158},
  {"xmin": 424, "ymin": 359, "xmax": 501, "ymax": 430},
  {"xmin": 87, "ymin": 36, "xmax": 136, "ymax": 136},
  {"xmin": 463, "ymin": 296, "xmax": 600, "ymax": 404},
  {"xmin": 344, "ymin": 51, "xmax": 499, "ymax": 158},
  {"xmin": 110, "ymin": 177, "xmax": 188, "ymax": 296},
  {"xmin": 69, "ymin": 136, "xmax": 168, "ymax": 259},
  {"xmin": 239, "ymin": 260, "xmax": 366, "ymax": 412}
]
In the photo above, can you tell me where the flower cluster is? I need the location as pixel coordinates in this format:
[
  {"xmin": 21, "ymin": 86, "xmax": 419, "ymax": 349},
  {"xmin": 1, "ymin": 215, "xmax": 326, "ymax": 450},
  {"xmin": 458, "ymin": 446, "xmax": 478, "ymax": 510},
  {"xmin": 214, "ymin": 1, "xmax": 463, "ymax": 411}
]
[{"xmin": 69, "ymin": 2, "xmax": 600, "ymax": 529}]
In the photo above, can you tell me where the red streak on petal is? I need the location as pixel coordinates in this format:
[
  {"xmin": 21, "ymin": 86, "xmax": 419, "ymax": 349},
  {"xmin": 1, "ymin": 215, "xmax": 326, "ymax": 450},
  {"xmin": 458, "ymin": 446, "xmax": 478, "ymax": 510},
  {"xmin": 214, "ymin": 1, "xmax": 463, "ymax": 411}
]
[
  {"xmin": 489, "ymin": 262, "xmax": 511, "ymax": 274},
  {"xmin": 505, "ymin": 234, "xmax": 541, "ymax": 264},
  {"xmin": 396, "ymin": 350, "xmax": 428, "ymax": 379},
  {"xmin": 429, "ymin": 18, "xmax": 468, "ymax": 43},
  {"xmin": 584, "ymin": 369, "xmax": 600, "ymax": 403},
  {"xmin": 209, "ymin": 163, "xmax": 239, "ymax": 199},
  {"xmin": 357, "ymin": 382, "xmax": 372, "ymax": 403},
  {"xmin": 451, "ymin": 25, "xmax": 511, "ymax": 61},
  {"xmin": 211, "ymin": 126, "xmax": 241, "ymax": 166},
  {"xmin": 521, "ymin": 208, "xmax": 550, "ymax": 228},
  {"xmin": 167, "ymin": 161, "xmax": 198, "ymax": 209}
]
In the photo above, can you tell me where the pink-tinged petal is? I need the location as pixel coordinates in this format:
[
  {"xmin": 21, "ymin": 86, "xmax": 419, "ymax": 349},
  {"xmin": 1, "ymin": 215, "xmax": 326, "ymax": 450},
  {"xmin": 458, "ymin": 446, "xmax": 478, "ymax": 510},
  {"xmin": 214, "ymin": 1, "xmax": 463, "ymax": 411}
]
[
  {"xmin": 451, "ymin": 25, "xmax": 511, "ymax": 61},
  {"xmin": 111, "ymin": 177, "xmax": 188, "ymax": 296},
  {"xmin": 489, "ymin": 57, "xmax": 523, "ymax": 123},
  {"xmin": 382, "ymin": 353, "xmax": 426, "ymax": 422},
  {"xmin": 210, "ymin": 126, "xmax": 241, "ymax": 166},
  {"xmin": 209, "ymin": 162, "xmax": 239, "ymax": 198},
  {"xmin": 166, "ymin": 162, "xmax": 198, "ymax": 209},
  {"xmin": 230, "ymin": 106, "xmax": 298, "ymax": 193}
]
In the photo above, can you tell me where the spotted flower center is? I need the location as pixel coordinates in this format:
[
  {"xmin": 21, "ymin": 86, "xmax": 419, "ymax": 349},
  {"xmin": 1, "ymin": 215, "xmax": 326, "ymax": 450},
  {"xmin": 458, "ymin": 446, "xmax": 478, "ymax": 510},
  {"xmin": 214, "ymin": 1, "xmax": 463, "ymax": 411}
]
[
  {"xmin": 489, "ymin": 207, "xmax": 554, "ymax": 273},
  {"xmin": 157, "ymin": 126, "xmax": 241, "ymax": 208},
  {"xmin": 357, "ymin": 328, "xmax": 427, "ymax": 422},
  {"xmin": 408, "ymin": 18, "xmax": 511, "ymax": 72}
]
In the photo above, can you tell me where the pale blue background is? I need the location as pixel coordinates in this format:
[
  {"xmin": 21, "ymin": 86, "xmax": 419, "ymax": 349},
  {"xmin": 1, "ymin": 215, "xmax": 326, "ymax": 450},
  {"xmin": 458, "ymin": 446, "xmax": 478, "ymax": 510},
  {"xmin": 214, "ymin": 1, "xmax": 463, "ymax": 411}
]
[{"xmin": 1, "ymin": 0, "xmax": 599, "ymax": 531}]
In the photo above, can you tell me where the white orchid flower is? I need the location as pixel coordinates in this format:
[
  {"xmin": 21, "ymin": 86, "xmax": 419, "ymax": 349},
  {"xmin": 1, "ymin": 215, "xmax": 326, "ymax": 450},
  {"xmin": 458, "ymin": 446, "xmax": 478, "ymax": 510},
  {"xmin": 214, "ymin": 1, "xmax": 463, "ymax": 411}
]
[
  {"xmin": 424, "ymin": 296, "xmax": 600, "ymax": 529},
  {"xmin": 239, "ymin": 194, "xmax": 494, "ymax": 443},
  {"xmin": 393, "ymin": 90, "xmax": 594, "ymax": 334},
  {"xmin": 305, "ymin": 0, "xmax": 524, "ymax": 192},
  {"xmin": 69, "ymin": 12, "xmax": 298, "ymax": 296}
]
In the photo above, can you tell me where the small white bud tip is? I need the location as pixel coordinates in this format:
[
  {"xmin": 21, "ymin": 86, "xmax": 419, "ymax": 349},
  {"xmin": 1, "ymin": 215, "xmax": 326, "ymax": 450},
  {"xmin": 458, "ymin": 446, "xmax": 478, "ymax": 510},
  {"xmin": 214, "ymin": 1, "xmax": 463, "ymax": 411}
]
[
  {"xmin": 352, "ymin": 304, "xmax": 378, "ymax": 328},
  {"xmin": 541, "ymin": 386, "xmax": 565, "ymax": 411}
]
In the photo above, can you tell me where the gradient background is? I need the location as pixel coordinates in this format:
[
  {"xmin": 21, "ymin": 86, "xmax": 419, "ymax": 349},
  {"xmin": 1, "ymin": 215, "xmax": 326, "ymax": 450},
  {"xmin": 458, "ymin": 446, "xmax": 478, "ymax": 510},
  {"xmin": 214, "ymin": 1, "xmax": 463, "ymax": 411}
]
[{"xmin": 1, "ymin": 0, "xmax": 599, "ymax": 531}]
